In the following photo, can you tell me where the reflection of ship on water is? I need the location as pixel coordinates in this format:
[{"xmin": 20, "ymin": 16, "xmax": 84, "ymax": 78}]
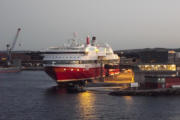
[
  {"xmin": 0, "ymin": 28, "xmax": 22, "ymax": 73},
  {"xmin": 42, "ymin": 35, "xmax": 120, "ymax": 88}
]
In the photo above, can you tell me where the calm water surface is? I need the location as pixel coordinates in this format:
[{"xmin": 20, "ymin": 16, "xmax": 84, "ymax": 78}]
[{"xmin": 0, "ymin": 71, "xmax": 180, "ymax": 120}]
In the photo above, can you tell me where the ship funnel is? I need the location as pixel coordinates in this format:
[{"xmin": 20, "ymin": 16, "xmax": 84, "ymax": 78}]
[
  {"xmin": 92, "ymin": 36, "xmax": 96, "ymax": 46},
  {"xmin": 86, "ymin": 36, "xmax": 90, "ymax": 45}
]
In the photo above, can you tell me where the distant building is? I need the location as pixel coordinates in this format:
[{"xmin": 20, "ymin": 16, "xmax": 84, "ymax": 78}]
[
  {"xmin": 0, "ymin": 51, "xmax": 43, "ymax": 67},
  {"xmin": 168, "ymin": 50, "xmax": 176, "ymax": 64},
  {"xmin": 144, "ymin": 76, "xmax": 180, "ymax": 89},
  {"xmin": 114, "ymin": 48, "xmax": 180, "ymax": 88},
  {"xmin": 133, "ymin": 49, "xmax": 177, "ymax": 86}
]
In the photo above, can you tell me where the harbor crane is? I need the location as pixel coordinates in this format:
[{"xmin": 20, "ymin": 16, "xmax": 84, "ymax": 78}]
[{"xmin": 6, "ymin": 28, "xmax": 21, "ymax": 65}]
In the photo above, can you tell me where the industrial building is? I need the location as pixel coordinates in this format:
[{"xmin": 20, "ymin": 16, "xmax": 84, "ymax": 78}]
[{"xmin": 116, "ymin": 48, "xmax": 180, "ymax": 88}]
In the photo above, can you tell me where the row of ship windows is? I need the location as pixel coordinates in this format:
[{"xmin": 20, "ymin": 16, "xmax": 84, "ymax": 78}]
[
  {"xmin": 62, "ymin": 68, "xmax": 89, "ymax": 72},
  {"xmin": 44, "ymin": 60, "xmax": 97, "ymax": 64},
  {"xmin": 46, "ymin": 56, "xmax": 80, "ymax": 59},
  {"xmin": 44, "ymin": 60, "xmax": 119, "ymax": 64}
]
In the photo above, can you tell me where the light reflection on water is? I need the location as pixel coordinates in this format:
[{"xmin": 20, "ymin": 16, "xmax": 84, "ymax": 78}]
[
  {"xmin": 45, "ymin": 87, "xmax": 98, "ymax": 120},
  {"xmin": 1, "ymin": 71, "xmax": 180, "ymax": 120},
  {"xmin": 46, "ymin": 86, "xmax": 180, "ymax": 120},
  {"xmin": 77, "ymin": 92, "xmax": 97, "ymax": 120},
  {"xmin": 123, "ymin": 96, "xmax": 134, "ymax": 115},
  {"xmin": 123, "ymin": 96, "xmax": 133, "ymax": 103}
]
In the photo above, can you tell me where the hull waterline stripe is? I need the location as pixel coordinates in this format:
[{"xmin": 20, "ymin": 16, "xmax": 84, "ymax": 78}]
[{"xmin": 57, "ymin": 77, "xmax": 100, "ymax": 82}]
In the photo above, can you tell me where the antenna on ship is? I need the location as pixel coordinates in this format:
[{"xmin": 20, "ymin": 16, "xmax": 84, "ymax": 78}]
[
  {"xmin": 68, "ymin": 32, "xmax": 79, "ymax": 47},
  {"xmin": 73, "ymin": 32, "xmax": 81, "ymax": 46},
  {"xmin": 73, "ymin": 32, "xmax": 78, "ymax": 38}
]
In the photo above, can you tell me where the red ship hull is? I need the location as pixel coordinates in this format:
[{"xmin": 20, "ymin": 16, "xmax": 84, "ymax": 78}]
[{"xmin": 45, "ymin": 66, "xmax": 102, "ymax": 83}]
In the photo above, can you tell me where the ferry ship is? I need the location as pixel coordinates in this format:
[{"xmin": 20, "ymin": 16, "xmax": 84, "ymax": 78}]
[{"xmin": 42, "ymin": 36, "xmax": 120, "ymax": 87}]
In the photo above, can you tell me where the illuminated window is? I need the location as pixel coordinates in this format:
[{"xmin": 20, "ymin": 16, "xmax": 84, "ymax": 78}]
[
  {"xmin": 168, "ymin": 50, "xmax": 176, "ymax": 54},
  {"xmin": 138, "ymin": 64, "xmax": 176, "ymax": 71}
]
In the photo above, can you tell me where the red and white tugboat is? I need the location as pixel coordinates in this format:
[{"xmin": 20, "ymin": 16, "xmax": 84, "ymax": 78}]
[{"xmin": 42, "ymin": 35, "xmax": 119, "ymax": 87}]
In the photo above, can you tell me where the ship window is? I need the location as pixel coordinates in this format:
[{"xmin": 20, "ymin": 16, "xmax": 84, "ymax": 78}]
[
  {"xmin": 79, "ymin": 60, "xmax": 97, "ymax": 64},
  {"xmin": 71, "ymin": 61, "xmax": 79, "ymax": 64},
  {"xmin": 43, "ymin": 60, "xmax": 99, "ymax": 64}
]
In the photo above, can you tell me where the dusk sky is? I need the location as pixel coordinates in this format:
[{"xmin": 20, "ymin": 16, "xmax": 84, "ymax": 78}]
[{"xmin": 0, "ymin": 0, "xmax": 180, "ymax": 50}]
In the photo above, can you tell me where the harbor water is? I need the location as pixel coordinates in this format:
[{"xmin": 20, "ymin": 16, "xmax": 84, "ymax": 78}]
[{"xmin": 0, "ymin": 71, "xmax": 180, "ymax": 120}]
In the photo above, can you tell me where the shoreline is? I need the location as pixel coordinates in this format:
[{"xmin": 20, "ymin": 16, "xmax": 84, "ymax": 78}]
[{"xmin": 109, "ymin": 88, "xmax": 180, "ymax": 96}]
